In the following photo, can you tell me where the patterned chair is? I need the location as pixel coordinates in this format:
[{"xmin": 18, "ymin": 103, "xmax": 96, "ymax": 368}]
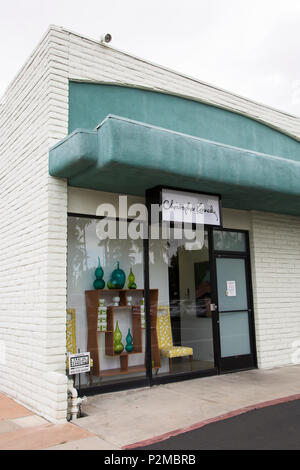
[
  {"xmin": 66, "ymin": 309, "xmax": 77, "ymax": 355},
  {"xmin": 156, "ymin": 306, "xmax": 193, "ymax": 372},
  {"xmin": 66, "ymin": 309, "xmax": 93, "ymax": 374}
]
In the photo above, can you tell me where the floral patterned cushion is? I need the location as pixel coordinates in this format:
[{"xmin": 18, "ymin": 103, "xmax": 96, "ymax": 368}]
[
  {"xmin": 157, "ymin": 307, "xmax": 173, "ymax": 348},
  {"xmin": 157, "ymin": 306, "xmax": 193, "ymax": 358},
  {"xmin": 160, "ymin": 346, "xmax": 194, "ymax": 358}
]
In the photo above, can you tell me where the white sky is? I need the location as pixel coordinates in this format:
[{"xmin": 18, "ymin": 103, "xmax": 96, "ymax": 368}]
[{"xmin": 1, "ymin": 0, "xmax": 300, "ymax": 116}]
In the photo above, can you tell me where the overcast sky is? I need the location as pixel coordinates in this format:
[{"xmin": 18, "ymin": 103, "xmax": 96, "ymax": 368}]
[{"xmin": 1, "ymin": 0, "xmax": 300, "ymax": 116}]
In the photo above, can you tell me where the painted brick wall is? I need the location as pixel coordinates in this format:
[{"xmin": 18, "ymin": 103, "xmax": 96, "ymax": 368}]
[
  {"xmin": 0, "ymin": 29, "xmax": 69, "ymax": 422},
  {"xmin": 250, "ymin": 212, "xmax": 300, "ymax": 368},
  {"xmin": 0, "ymin": 25, "xmax": 299, "ymax": 421}
]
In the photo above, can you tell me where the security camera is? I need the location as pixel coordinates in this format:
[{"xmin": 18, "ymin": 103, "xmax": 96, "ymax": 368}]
[{"xmin": 100, "ymin": 33, "xmax": 112, "ymax": 44}]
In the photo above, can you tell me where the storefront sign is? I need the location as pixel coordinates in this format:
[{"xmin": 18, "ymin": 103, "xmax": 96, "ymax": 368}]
[
  {"xmin": 68, "ymin": 352, "xmax": 90, "ymax": 375},
  {"xmin": 161, "ymin": 188, "xmax": 221, "ymax": 226}
]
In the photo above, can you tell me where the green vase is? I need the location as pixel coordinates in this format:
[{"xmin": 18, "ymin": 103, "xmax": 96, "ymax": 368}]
[
  {"xmin": 127, "ymin": 267, "xmax": 137, "ymax": 289},
  {"xmin": 93, "ymin": 257, "xmax": 105, "ymax": 290},
  {"xmin": 113, "ymin": 321, "xmax": 124, "ymax": 354},
  {"xmin": 125, "ymin": 328, "xmax": 133, "ymax": 352}
]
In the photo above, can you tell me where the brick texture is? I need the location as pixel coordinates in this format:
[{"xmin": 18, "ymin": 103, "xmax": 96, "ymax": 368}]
[
  {"xmin": 250, "ymin": 212, "xmax": 300, "ymax": 368},
  {"xmin": 0, "ymin": 29, "xmax": 68, "ymax": 423}
]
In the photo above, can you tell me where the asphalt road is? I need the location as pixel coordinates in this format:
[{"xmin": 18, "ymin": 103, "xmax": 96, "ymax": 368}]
[{"xmin": 138, "ymin": 398, "xmax": 300, "ymax": 450}]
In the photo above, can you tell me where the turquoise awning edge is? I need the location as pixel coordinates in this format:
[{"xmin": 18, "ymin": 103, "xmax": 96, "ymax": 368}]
[
  {"xmin": 49, "ymin": 115, "xmax": 300, "ymax": 215},
  {"xmin": 49, "ymin": 129, "xmax": 98, "ymax": 178}
]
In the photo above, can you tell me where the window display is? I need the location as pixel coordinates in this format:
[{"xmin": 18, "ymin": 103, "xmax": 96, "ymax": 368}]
[
  {"xmin": 67, "ymin": 208, "xmax": 256, "ymax": 391},
  {"xmin": 67, "ymin": 216, "xmax": 149, "ymax": 388},
  {"xmin": 67, "ymin": 215, "xmax": 216, "ymax": 389}
]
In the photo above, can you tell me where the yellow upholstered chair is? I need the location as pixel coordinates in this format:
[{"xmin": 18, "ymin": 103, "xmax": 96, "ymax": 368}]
[
  {"xmin": 157, "ymin": 306, "xmax": 193, "ymax": 372},
  {"xmin": 66, "ymin": 309, "xmax": 93, "ymax": 372},
  {"xmin": 66, "ymin": 309, "xmax": 77, "ymax": 355}
]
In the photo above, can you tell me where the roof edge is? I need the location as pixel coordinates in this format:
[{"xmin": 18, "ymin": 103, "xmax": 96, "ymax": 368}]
[{"xmin": 56, "ymin": 25, "xmax": 300, "ymax": 122}]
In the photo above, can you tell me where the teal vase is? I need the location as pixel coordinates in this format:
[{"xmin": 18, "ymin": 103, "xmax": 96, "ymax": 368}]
[
  {"xmin": 93, "ymin": 257, "xmax": 105, "ymax": 289},
  {"xmin": 113, "ymin": 321, "xmax": 124, "ymax": 354},
  {"xmin": 125, "ymin": 328, "xmax": 133, "ymax": 352},
  {"xmin": 108, "ymin": 262, "xmax": 126, "ymax": 289}
]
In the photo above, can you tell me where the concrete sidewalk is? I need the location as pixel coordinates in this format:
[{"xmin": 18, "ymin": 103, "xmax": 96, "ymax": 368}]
[
  {"xmin": 0, "ymin": 394, "xmax": 107, "ymax": 450},
  {"xmin": 0, "ymin": 365, "xmax": 299, "ymax": 449},
  {"xmin": 76, "ymin": 365, "xmax": 300, "ymax": 450}
]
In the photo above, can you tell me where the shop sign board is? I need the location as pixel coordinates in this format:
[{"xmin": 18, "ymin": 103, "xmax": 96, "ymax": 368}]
[
  {"xmin": 161, "ymin": 188, "xmax": 221, "ymax": 226},
  {"xmin": 68, "ymin": 352, "xmax": 90, "ymax": 375}
]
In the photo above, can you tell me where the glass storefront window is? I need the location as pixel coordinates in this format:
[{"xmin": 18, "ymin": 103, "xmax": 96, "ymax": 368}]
[
  {"xmin": 213, "ymin": 230, "xmax": 246, "ymax": 252},
  {"xmin": 67, "ymin": 210, "xmax": 253, "ymax": 390},
  {"xmin": 149, "ymin": 226, "xmax": 215, "ymax": 377},
  {"xmin": 67, "ymin": 216, "xmax": 146, "ymax": 389}
]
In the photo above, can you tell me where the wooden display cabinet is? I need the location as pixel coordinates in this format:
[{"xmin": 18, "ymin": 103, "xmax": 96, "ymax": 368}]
[{"xmin": 85, "ymin": 289, "xmax": 161, "ymax": 379}]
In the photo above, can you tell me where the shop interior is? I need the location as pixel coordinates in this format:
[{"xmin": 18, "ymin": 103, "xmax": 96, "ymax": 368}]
[{"xmin": 67, "ymin": 216, "xmax": 216, "ymax": 390}]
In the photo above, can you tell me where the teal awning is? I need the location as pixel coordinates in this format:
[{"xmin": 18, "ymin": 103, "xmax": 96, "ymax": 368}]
[{"xmin": 49, "ymin": 115, "xmax": 300, "ymax": 215}]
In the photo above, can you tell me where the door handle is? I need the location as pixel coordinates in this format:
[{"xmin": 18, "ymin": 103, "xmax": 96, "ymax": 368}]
[{"xmin": 210, "ymin": 303, "xmax": 218, "ymax": 312}]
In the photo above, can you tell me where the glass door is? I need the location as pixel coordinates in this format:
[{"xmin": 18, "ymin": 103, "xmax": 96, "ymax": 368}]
[
  {"xmin": 149, "ymin": 227, "xmax": 217, "ymax": 381},
  {"xmin": 213, "ymin": 242, "xmax": 256, "ymax": 371}
]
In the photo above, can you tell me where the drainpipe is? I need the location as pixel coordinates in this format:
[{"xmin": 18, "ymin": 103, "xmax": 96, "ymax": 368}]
[{"xmin": 67, "ymin": 378, "xmax": 86, "ymax": 421}]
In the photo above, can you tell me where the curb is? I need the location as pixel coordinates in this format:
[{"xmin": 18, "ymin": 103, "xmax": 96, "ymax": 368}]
[{"xmin": 123, "ymin": 393, "xmax": 300, "ymax": 450}]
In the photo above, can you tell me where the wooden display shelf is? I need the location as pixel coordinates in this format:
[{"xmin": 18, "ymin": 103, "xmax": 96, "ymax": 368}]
[
  {"xmin": 85, "ymin": 288, "xmax": 161, "ymax": 380},
  {"xmin": 104, "ymin": 305, "xmax": 143, "ymax": 357}
]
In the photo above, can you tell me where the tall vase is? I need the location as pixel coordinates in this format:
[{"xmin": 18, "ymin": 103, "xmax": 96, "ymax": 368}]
[
  {"xmin": 127, "ymin": 267, "xmax": 137, "ymax": 289},
  {"xmin": 93, "ymin": 257, "xmax": 105, "ymax": 290},
  {"xmin": 125, "ymin": 328, "xmax": 133, "ymax": 352},
  {"xmin": 113, "ymin": 321, "xmax": 124, "ymax": 354}
]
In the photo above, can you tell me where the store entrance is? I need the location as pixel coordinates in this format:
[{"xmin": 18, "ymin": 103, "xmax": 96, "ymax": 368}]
[
  {"xmin": 167, "ymin": 228, "xmax": 216, "ymax": 374},
  {"xmin": 212, "ymin": 230, "xmax": 257, "ymax": 372},
  {"xmin": 150, "ymin": 227, "xmax": 257, "ymax": 383}
]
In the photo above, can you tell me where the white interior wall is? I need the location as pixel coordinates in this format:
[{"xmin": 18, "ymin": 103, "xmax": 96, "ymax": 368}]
[{"xmin": 178, "ymin": 244, "xmax": 214, "ymax": 363}]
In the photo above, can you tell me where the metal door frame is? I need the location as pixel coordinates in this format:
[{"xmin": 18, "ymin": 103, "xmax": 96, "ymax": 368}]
[{"xmin": 210, "ymin": 228, "xmax": 257, "ymax": 373}]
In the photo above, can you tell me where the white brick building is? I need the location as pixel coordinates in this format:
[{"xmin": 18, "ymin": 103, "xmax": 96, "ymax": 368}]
[{"xmin": 1, "ymin": 25, "xmax": 300, "ymax": 422}]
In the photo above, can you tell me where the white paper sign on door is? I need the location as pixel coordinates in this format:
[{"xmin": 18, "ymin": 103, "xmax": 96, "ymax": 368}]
[{"xmin": 226, "ymin": 281, "xmax": 237, "ymax": 297}]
